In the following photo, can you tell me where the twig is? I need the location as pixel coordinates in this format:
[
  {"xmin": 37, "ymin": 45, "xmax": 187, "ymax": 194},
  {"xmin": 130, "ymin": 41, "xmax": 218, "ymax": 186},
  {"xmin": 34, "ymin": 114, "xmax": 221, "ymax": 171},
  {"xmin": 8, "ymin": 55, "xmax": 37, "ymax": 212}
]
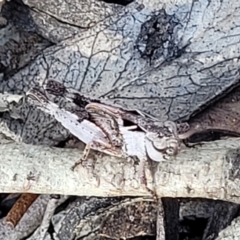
[
  {"xmin": 0, "ymin": 195, "xmax": 51, "ymax": 240},
  {"xmin": 0, "ymin": 138, "xmax": 240, "ymax": 203},
  {"xmin": 4, "ymin": 194, "xmax": 39, "ymax": 227}
]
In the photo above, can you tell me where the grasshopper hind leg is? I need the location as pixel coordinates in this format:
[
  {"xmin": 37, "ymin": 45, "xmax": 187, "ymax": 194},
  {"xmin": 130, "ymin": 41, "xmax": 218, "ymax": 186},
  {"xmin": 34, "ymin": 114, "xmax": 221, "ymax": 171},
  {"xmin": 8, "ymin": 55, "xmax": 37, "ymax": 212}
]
[{"xmin": 71, "ymin": 143, "xmax": 92, "ymax": 171}]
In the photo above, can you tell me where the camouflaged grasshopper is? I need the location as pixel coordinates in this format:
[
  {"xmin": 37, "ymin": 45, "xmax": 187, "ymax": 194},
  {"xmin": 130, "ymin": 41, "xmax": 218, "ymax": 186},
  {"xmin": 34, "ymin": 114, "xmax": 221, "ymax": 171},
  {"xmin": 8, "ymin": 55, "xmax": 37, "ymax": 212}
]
[
  {"xmin": 25, "ymin": 95, "xmax": 176, "ymax": 193},
  {"xmin": 42, "ymin": 79, "xmax": 187, "ymax": 161},
  {"xmin": 27, "ymin": 88, "xmax": 160, "ymax": 192},
  {"xmin": 26, "ymin": 79, "xmax": 195, "ymax": 193}
]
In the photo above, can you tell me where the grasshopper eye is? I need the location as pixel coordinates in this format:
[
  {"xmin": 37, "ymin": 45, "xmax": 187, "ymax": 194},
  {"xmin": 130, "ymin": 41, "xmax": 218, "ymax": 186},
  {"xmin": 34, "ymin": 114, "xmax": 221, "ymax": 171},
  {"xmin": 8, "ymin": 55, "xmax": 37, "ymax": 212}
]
[{"xmin": 165, "ymin": 138, "xmax": 180, "ymax": 156}]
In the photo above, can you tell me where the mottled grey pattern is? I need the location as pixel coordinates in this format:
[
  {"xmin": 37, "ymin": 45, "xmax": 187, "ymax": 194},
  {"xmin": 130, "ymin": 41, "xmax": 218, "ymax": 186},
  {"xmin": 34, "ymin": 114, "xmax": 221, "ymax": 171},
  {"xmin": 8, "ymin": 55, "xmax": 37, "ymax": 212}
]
[
  {"xmin": 1, "ymin": 1, "xmax": 240, "ymax": 122},
  {"xmin": 136, "ymin": 9, "xmax": 181, "ymax": 62},
  {"xmin": 21, "ymin": 0, "xmax": 124, "ymax": 43},
  {"xmin": 1, "ymin": 0, "xmax": 240, "ymax": 144}
]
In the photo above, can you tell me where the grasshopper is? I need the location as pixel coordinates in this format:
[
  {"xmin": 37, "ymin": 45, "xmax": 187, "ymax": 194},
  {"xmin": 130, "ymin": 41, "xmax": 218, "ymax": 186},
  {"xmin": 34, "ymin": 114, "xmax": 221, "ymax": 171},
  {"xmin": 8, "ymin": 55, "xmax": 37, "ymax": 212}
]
[
  {"xmin": 26, "ymin": 88, "xmax": 164, "ymax": 192},
  {"xmin": 27, "ymin": 80, "xmax": 199, "ymax": 194},
  {"xmin": 42, "ymin": 79, "xmax": 199, "ymax": 159}
]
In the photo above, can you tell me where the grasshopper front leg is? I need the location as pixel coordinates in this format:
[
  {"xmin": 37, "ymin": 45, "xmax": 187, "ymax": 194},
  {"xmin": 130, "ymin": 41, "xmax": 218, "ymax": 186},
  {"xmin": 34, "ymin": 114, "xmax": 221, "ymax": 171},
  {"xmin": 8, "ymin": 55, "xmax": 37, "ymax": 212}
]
[{"xmin": 138, "ymin": 157, "xmax": 158, "ymax": 199}]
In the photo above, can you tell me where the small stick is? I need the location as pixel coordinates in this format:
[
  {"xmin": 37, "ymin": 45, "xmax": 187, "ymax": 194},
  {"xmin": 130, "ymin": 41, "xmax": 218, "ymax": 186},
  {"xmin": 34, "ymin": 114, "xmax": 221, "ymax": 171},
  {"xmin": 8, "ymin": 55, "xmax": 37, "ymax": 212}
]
[{"xmin": 4, "ymin": 193, "xmax": 39, "ymax": 228}]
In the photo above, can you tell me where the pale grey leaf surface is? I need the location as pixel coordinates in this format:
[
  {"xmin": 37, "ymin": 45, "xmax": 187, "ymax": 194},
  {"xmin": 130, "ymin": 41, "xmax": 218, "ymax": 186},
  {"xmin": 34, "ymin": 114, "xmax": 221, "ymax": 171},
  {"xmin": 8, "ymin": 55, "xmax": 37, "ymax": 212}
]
[{"xmin": 1, "ymin": 0, "xmax": 240, "ymax": 122}]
